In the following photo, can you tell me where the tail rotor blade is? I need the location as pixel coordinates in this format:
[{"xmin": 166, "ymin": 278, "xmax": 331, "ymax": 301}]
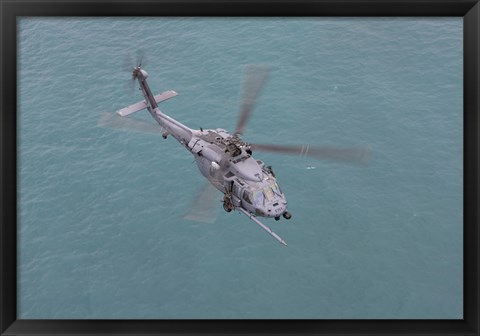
[
  {"xmin": 122, "ymin": 53, "xmax": 135, "ymax": 72},
  {"xmin": 136, "ymin": 49, "xmax": 146, "ymax": 68},
  {"xmin": 122, "ymin": 52, "xmax": 140, "ymax": 95},
  {"xmin": 235, "ymin": 64, "xmax": 269, "ymax": 136},
  {"xmin": 250, "ymin": 143, "xmax": 372, "ymax": 166}
]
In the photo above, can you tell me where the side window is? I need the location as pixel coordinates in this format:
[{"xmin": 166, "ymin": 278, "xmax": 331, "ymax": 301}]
[
  {"xmin": 243, "ymin": 190, "xmax": 252, "ymax": 204},
  {"xmin": 233, "ymin": 182, "xmax": 245, "ymax": 198},
  {"xmin": 232, "ymin": 183, "xmax": 237, "ymax": 195}
]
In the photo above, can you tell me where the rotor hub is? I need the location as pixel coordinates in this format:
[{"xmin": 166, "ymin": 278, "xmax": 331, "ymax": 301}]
[{"xmin": 223, "ymin": 135, "xmax": 252, "ymax": 157}]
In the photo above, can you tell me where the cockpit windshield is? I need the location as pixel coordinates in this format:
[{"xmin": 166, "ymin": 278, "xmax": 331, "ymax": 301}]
[
  {"xmin": 270, "ymin": 182, "xmax": 282, "ymax": 195},
  {"xmin": 244, "ymin": 182, "xmax": 283, "ymax": 206},
  {"xmin": 252, "ymin": 189, "xmax": 264, "ymax": 205},
  {"xmin": 264, "ymin": 186, "xmax": 275, "ymax": 201}
]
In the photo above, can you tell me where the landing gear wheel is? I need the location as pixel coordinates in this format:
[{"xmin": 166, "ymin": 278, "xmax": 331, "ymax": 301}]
[
  {"xmin": 223, "ymin": 194, "xmax": 234, "ymax": 213},
  {"xmin": 223, "ymin": 202, "xmax": 232, "ymax": 212},
  {"xmin": 274, "ymin": 216, "xmax": 281, "ymax": 221},
  {"xmin": 283, "ymin": 211, "xmax": 292, "ymax": 220}
]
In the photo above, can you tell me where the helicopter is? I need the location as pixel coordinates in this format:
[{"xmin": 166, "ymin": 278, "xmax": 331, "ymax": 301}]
[{"xmin": 109, "ymin": 63, "xmax": 371, "ymax": 246}]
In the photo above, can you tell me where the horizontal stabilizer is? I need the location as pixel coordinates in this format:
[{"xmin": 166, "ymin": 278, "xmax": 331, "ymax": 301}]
[
  {"xmin": 116, "ymin": 90, "xmax": 178, "ymax": 117},
  {"xmin": 154, "ymin": 90, "xmax": 178, "ymax": 104},
  {"xmin": 116, "ymin": 100, "xmax": 148, "ymax": 117}
]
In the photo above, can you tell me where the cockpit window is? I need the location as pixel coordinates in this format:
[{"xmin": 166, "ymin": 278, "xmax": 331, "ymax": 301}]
[
  {"xmin": 252, "ymin": 190, "xmax": 264, "ymax": 205},
  {"xmin": 271, "ymin": 182, "xmax": 282, "ymax": 195},
  {"xmin": 243, "ymin": 191, "xmax": 252, "ymax": 204},
  {"xmin": 263, "ymin": 186, "xmax": 274, "ymax": 201},
  {"xmin": 244, "ymin": 182, "xmax": 282, "ymax": 206}
]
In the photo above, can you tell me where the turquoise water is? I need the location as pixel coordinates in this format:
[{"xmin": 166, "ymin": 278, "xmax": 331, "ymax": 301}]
[{"xmin": 18, "ymin": 17, "xmax": 463, "ymax": 319}]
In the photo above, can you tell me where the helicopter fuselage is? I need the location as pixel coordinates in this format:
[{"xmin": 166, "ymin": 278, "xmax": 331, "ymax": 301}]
[
  {"xmin": 134, "ymin": 67, "xmax": 290, "ymax": 221},
  {"xmin": 189, "ymin": 129, "xmax": 288, "ymax": 219}
]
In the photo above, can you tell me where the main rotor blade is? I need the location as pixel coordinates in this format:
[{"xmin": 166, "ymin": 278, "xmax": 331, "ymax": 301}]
[
  {"xmin": 234, "ymin": 65, "xmax": 269, "ymax": 136},
  {"xmin": 183, "ymin": 183, "xmax": 219, "ymax": 224},
  {"xmin": 250, "ymin": 143, "xmax": 372, "ymax": 166},
  {"xmin": 97, "ymin": 112, "xmax": 163, "ymax": 135}
]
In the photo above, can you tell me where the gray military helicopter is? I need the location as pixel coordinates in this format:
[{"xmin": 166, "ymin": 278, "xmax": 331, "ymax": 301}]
[{"xmin": 109, "ymin": 62, "xmax": 371, "ymax": 246}]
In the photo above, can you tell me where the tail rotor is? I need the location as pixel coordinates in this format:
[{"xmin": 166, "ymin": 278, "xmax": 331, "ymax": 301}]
[{"xmin": 123, "ymin": 50, "xmax": 147, "ymax": 95}]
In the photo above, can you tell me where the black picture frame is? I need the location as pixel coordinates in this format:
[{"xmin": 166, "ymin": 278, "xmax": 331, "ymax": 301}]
[{"xmin": 1, "ymin": 1, "xmax": 478, "ymax": 335}]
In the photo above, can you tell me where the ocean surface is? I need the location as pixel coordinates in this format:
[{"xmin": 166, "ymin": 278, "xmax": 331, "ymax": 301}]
[{"xmin": 17, "ymin": 17, "xmax": 463, "ymax": 319}]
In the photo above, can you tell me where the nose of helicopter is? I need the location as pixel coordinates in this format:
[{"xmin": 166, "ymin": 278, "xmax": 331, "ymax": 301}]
[{"xmin": 263, "ymin": 200, "xmax": 287, "ymax": 218}]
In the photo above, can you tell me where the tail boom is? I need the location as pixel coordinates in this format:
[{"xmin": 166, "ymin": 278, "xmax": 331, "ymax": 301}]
[{"xmin": 127, "ymin": 68, "xmax": 194, "ymax": 145}]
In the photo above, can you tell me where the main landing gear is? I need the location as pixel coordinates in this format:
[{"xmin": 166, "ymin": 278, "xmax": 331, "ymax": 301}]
[{"xmin": 223, "ymin": 194, "xmax": 234, "ymax": 213}]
